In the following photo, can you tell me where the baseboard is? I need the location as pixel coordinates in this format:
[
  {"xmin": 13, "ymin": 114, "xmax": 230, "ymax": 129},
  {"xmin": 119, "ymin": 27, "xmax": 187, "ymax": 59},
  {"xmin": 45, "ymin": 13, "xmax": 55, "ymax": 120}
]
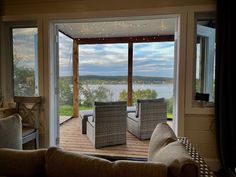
[{"xmin": 205, "ymin": 158, "xmax": 221, "ymax": 172}]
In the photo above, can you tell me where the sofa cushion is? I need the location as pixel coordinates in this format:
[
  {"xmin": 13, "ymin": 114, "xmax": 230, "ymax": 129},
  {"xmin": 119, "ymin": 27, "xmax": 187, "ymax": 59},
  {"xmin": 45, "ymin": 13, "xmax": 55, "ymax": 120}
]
[
  {"xmin": 0, "ymin": 114, "xmax": 22, "ymax": 149},
  {"xmin": 149, "ymin": 141, "xmax": 199, "ymax": 177},
  {"xmin": 0, "ymin": 148, "xmax": 46, "ymax": 177},
  {"xmin": 148, "ymin": 122, "xmax": 177, "ymax": 160},
  {"xmin": 113, "ymin": 160, "xmax": 167, "ymax": 177},
  {"xmin": 45, "ymin": 147, "xmax": 113, "ymax": 177}
]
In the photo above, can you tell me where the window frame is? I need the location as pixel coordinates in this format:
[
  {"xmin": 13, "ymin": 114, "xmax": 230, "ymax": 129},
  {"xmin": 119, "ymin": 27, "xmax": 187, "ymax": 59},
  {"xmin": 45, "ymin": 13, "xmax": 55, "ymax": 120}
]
[
  {"xmin": 185, "ymin": 11, "xmax": 215, "ymax": 115},
  {"xmin": 11, "ymin": 26, "xmax": 39, "ymax": 97}
]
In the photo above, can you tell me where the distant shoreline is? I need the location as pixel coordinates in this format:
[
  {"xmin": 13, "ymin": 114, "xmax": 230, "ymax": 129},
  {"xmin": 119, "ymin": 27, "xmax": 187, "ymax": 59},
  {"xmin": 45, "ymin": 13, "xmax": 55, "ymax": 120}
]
[{"xmin": 60, "ymin": 75, "xmax": 173, "ymax": 84}]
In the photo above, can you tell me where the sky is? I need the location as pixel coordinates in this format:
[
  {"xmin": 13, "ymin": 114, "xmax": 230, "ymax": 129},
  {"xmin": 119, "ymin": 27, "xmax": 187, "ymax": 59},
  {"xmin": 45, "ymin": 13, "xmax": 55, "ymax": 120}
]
[
  {"xmin": 12, "ymin": 28, "xmax": 38, "ymax": 69},
  {"xmin": 12, "ymin": 29, "xmax": 175, "ymax": 78},
  {"xmin": 59, "ymin": 32, "xmax": 175, "ymax": 78}
]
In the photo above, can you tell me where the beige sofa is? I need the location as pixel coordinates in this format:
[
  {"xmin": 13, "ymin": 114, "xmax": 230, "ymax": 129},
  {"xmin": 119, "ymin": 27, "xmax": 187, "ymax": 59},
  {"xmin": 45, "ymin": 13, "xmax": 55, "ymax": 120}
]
[{"xmin": 0, "ymin": 123, "xmax": 199, "ymax": 177}]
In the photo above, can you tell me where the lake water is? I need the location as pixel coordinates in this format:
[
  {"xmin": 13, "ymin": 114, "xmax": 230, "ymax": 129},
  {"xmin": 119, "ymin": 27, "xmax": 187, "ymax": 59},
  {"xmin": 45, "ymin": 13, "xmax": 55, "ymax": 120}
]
[{"xmin": 86, "ymin": 84, "xmax": 173, "ymax": 100}]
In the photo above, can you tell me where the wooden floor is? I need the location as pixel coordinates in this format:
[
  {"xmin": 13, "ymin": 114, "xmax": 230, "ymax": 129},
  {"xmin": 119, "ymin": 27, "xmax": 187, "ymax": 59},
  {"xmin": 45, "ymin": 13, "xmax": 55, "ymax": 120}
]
[{"xmin": 59, "ymin": 118, "xmax": 150, "ymax": 158}]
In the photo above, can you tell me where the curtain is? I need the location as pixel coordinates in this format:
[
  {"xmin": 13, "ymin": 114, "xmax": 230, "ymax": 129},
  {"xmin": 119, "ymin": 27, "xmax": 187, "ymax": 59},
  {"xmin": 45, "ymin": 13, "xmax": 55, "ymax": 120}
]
[{"xmin": 215, "ymin": 0, "xmax": 236, "ymax": 176}]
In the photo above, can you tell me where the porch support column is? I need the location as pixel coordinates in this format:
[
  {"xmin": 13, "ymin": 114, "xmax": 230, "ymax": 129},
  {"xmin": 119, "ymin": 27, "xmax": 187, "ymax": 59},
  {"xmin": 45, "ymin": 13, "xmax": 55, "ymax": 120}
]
[
  {"xmin": 128, "ymin": 42, "xmax": 133, "ymax": 106},
  {"xmin": 72, "ymin": 40, "xmax": 79, "ymax": 118}
]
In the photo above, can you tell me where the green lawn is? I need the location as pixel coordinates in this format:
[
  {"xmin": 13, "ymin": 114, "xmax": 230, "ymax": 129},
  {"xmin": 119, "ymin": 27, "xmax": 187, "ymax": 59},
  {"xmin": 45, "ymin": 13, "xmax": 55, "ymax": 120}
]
[
  {"xmin": 167, "ymin": 113, "xmax": 173, "ymax": 120},
  {"xmin": 60, "ymin": 104, "xmax": 173, "ymax": 119},
  {"xmin": 59, "ymin": 105, "xmax": 92, "ymax": 116}
]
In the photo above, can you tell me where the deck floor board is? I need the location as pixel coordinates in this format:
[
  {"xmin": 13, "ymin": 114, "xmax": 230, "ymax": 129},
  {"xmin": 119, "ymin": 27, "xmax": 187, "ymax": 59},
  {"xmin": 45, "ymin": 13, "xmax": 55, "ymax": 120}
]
[{"xmin": 60, "ymin": 118, "xmax": 149, "ymax": 158}]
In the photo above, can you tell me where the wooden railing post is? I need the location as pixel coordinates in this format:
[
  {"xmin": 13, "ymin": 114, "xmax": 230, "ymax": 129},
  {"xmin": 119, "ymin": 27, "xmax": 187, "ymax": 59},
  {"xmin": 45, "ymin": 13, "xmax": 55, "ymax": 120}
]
[
  {"xmin": 73, "ymin": 40, "xmax": 79, "ymax": 117},
  {"xmin": 128, "ymin": 42, "xmax": 133, "ymax": 106}
]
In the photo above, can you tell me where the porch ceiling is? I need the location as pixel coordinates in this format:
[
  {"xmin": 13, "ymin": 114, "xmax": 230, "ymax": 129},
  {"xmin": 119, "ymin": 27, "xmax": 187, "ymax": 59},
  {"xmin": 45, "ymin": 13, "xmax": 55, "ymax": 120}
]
[{"xmin": 57, "ymin": 18, "xmax": 175, "ymax": 39}]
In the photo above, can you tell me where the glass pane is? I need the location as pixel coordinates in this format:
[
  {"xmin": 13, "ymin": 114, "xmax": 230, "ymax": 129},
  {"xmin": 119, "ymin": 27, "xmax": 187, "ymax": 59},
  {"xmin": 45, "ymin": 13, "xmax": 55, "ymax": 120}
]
[
  {"xmin": 12, "ymin": 28, "xmax": 38, "ymax": 96},
  {"xmin": 195, "ymin": 17, "xmax": 216, "ymax": 104},
  {"xmin": 133, "ymin": 42, "xmax": 174, "ymax": 118},
  {"xmin": 58, "ymin": 32, "xmax": 73, "ymax": 117},
  {"xmin": 79, "ymin": 44, "xmax": 128, "ymax": 110}
]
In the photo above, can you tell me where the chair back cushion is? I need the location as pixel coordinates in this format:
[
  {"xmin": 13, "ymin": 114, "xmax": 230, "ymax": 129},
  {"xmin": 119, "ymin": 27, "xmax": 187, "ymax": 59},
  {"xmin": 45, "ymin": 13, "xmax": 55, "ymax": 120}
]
[{"xmin": 0, "ymin": 114, "xmax": 22, "ymax": 149}]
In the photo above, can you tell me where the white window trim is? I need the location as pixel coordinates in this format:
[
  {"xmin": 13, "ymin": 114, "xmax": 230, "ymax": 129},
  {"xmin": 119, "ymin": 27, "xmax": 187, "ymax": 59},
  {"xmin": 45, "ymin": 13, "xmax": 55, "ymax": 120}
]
[{"xmin": 185, "ymin": 9, "xmax": 215, "ymax": 115}]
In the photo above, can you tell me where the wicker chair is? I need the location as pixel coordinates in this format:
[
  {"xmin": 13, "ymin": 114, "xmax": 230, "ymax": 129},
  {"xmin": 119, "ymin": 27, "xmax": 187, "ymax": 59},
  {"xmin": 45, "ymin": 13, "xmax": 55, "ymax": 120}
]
[
  {"xmin": 127, "ymin": 98, "xmax": 167, "ymax": 140},
  {"xmin": 86, "ymin": 101, "xmax": 127, "ymax": 149}
]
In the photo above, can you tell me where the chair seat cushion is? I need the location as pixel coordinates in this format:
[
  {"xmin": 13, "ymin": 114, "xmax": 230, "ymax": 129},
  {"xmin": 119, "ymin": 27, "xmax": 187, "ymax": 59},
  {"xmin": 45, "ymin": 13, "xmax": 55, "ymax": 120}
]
[
  {"xmin": 79, "ymin": 110, "xmax": 93, "ymax": 120},
  {"xmin": 87, "ymin": 116, "xmax": 94, "ymax": 127},
  {"xmin": 22, "ymin": 126, "xmax": 36, "ymax": 137},
  {"xmin": 126, "ymin": 106, "xmax": 136, "ymax": 113}
]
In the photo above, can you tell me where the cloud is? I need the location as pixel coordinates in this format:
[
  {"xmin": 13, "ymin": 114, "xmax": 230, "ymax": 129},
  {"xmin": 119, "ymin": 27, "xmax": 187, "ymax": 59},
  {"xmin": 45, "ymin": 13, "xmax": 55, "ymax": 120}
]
[
  {"xmin": 58, "ymin": 32, "xmax": 175, "ymax": 77},
  {"xmin": 12, "ymin": 28, "xmax": 38, "ymax": 69}
]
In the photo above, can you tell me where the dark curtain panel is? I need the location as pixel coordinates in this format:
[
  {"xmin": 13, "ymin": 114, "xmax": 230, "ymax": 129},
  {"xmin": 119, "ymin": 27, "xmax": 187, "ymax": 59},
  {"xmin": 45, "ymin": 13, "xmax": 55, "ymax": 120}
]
[{"xmin": 215, "ymin": 0, "xmax": 236, "ymax": 176}]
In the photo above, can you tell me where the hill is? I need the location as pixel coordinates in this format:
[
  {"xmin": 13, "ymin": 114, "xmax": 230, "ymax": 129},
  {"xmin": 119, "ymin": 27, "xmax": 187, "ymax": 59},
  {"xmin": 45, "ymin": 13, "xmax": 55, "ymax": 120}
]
[{"xmin": 60, "ymin": 75, "xmax": 173, "ymax": 84}]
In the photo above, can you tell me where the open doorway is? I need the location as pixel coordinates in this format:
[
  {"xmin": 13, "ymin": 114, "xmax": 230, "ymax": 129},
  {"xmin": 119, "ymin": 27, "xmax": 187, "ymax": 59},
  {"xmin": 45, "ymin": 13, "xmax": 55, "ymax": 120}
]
[{"xmin": 54, "ymin": 16, "xmax": 178, "ymax": 157}]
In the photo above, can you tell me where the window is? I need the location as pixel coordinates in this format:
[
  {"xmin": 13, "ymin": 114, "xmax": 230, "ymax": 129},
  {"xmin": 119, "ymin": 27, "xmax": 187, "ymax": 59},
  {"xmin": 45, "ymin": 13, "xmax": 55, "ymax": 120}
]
[
  {"xmin": 79, "ymin": 43, "xmax": 128, "ymax": 110},
  {"xmin": 58, "ymin": 32, "xmax": 73, "ymax": 117},
  {"xmin": 12, "ymin": 27, "xmax": 38, "ymax": 96},
  {"xmin": 133, "ymin": 42, "xmax": 175, "ymax": 118},
  {"xmin": 194, "ymin": 13, "xmax": 216, "ymax": 106}
]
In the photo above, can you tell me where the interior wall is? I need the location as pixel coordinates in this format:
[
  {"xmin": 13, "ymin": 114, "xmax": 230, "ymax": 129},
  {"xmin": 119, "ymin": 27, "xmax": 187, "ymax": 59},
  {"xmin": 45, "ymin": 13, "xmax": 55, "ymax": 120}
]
[
  {"xmin": 185, "ymin": 114, "xmax": 219, "ymax": 170},
  {"xmin": 0, "ymin": 0, "xmax": 219, "ymax": 171},
  {"xmin": 1, "ymin": 0, "xmax": 215, "ymax": 15}
]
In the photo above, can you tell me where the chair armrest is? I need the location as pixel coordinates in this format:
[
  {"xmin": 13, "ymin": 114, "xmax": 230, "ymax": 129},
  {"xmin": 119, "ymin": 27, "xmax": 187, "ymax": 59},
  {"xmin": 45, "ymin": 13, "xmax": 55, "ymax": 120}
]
[
  {"xmin": 0, "ymin": 148, "xmax": 46, "ymax": 176},
  {"xmin": 87, "ymin": 116, "xmax": 94, "ymax": 127},
  {"xmin": 127, "ymin": 113, "xmax": 138, "ymax": 122}
]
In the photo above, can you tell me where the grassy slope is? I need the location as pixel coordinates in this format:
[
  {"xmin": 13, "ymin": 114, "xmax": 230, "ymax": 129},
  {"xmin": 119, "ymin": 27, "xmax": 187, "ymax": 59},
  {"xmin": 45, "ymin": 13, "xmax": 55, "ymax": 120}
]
[{"xmin": 60, "ymin": 104, "xmax": 173, "ymax": 119}]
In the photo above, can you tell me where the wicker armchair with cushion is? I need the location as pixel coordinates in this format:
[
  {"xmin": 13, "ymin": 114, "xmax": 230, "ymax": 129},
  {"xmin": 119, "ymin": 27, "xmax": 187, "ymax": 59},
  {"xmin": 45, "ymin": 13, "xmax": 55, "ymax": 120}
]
[
  {"xmin": 127, "ymin": 98, "xmax": 167, "ymax": 140},
  {"xmin": 86, "ymin": 101, "xmax": 127, "ymax": 148}
]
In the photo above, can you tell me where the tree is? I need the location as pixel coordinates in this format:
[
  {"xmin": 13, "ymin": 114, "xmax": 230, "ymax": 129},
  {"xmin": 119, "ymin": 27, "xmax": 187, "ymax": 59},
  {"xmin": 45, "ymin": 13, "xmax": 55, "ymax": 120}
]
[
  {"xmin": 80, "ymin": 85, "xmax": 113, "ymax": 107},
  {"xmin": 119, "ymin": 89, "xmax": 157, "ymax": 103},
  {"xmin": 13, "ymin": 65, "xmax": 36, "ymax": 96},
  {"xmin": 59, "ymin": 78, "xmax": 73, "ymax": 105},
  {"xmin": 166, "ymin": 97, "xmax": 173, "ymax": 114},
  {"xmin": 119, "ymin": 90, "xmax": 127, "ymax": 101}
]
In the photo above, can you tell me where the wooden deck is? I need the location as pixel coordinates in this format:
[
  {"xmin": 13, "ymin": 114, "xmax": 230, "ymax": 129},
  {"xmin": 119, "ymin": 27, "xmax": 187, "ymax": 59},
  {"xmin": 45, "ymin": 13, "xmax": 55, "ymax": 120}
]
[{"xmin": 59, "ymin": 118, "xmax": 150, "ymax": 158}]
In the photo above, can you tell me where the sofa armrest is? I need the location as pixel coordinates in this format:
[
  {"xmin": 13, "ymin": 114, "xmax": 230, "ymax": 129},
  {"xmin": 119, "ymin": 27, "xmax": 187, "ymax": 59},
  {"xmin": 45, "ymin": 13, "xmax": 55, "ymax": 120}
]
[
  {"xmin": 0, "ymin": 148, "xmax": 46, "ymax": 177},
  {"xmin": 114, "ymin": 160, "xmax": 167, "ymax": 177}
]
